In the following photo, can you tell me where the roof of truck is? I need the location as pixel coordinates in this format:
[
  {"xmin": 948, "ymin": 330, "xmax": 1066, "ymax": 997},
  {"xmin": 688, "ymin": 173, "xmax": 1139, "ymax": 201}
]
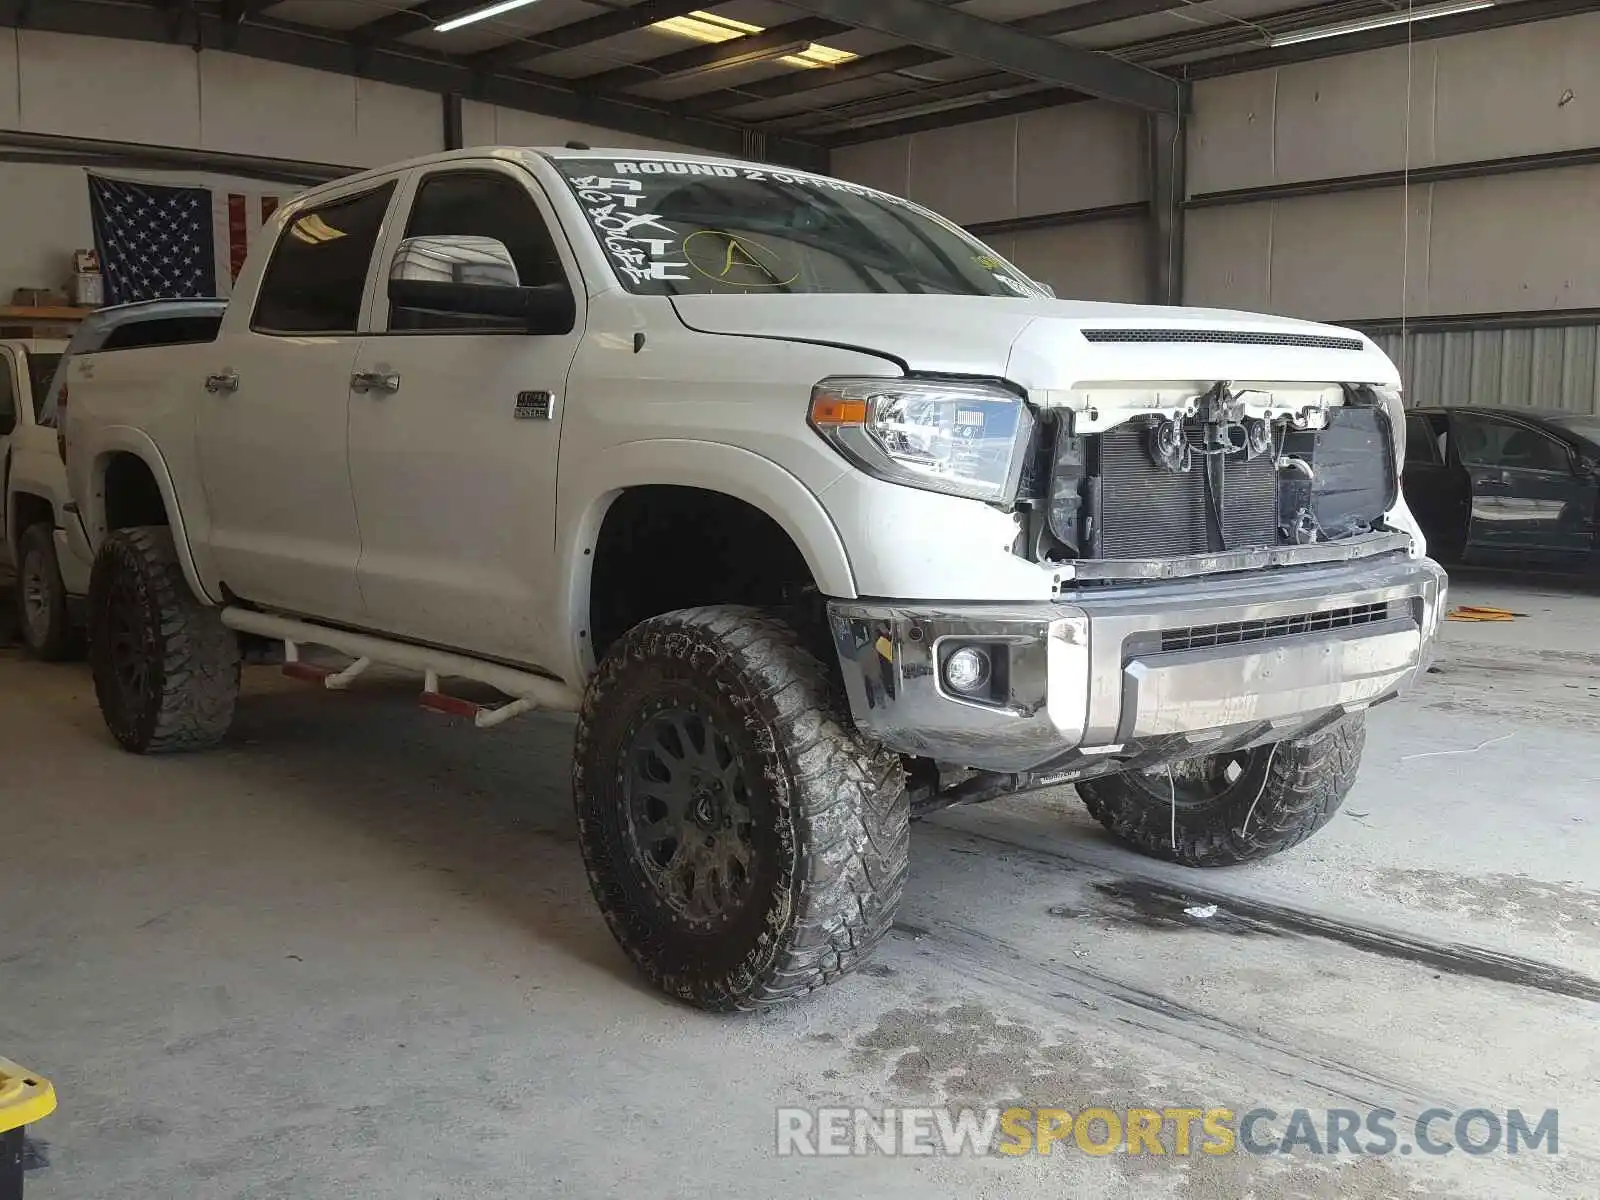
[{"xmin": 284, "ymin": 146, "xmax": 843, "ymax": 208}]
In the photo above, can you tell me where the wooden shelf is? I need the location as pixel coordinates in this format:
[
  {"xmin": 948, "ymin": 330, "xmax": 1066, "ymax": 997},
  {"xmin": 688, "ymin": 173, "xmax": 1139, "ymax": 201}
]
[{"xmin": 0, "ymin": 305, "xmax": 95, "ymax": 322}]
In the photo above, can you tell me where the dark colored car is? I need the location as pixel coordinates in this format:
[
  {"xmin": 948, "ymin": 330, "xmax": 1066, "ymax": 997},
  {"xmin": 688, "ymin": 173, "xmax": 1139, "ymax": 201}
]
[{"xmin": 1403, "ymin": 406, "xmax": 1600, "ymax": 568}]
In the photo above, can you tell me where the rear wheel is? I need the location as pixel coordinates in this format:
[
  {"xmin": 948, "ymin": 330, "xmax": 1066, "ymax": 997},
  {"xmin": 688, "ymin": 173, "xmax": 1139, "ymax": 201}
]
[
  {"xmin": 89, "ymin": 526, "xmax": 240, "ymax": 754},
  {"xmin": 574, "ymin": 605, "xmax": 909, "ymax": 1010},
  {"xmin": 15, "ymin": 522, "xmax": 80, "ymax": 661},
  {"xmin": 1077, "ymin": 715, "xmax": 1367, "ymax": 867}
]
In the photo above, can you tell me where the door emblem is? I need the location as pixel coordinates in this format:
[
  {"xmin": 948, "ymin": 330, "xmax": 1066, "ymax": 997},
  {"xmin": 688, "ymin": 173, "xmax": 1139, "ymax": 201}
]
[{"xmin": 515, "ymin": 391, "xmax": 554, "ymax": 420}]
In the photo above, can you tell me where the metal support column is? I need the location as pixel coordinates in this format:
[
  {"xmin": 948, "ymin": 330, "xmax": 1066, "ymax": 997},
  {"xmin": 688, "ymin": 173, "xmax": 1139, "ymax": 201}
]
[
  {"xmin": 1147, "ymin": 106, "xmax": 1186, "ymax": 306},
  {"xmin": 442, "ymin": 93, "xmax": 465, "ymax": 151}
]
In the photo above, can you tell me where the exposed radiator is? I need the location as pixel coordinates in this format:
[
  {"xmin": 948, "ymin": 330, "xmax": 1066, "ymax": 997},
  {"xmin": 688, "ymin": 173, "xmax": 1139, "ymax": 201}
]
[{"xmin": 1095, "ymin": 420, "xmax": 1277, "ymax": 560}]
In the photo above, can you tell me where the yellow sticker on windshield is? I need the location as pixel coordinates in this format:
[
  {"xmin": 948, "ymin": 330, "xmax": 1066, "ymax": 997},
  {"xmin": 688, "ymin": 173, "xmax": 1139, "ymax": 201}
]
[{"xmin": 684, "ymin": 231, "xmax": 800, "ymax": 288}]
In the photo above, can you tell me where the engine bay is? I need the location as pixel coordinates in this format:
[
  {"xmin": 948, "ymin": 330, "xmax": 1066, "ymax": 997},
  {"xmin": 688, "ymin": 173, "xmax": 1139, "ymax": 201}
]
[{"xmin": 1019, "ymin": 383, "xmax": 1399, "ymax": 566}]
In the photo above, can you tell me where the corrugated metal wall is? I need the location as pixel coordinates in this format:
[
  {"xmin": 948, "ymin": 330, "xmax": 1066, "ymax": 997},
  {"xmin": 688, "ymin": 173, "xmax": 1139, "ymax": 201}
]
[{"xmin": 1368, "ymin": 325, "xmax": 1600, "ymax": 415}]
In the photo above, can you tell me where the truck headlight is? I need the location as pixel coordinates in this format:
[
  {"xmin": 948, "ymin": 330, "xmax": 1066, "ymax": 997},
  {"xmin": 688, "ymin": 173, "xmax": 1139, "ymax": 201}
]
[{"xmin": 809, "ymin": 377, "xmax": 1035, "ymax": 505}]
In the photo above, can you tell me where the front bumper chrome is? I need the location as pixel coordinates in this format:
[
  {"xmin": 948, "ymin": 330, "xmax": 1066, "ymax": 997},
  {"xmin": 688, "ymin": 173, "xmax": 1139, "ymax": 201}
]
[{"xmin": 829, "ymin": 553, "xmax": 1447, "ymax": 775}]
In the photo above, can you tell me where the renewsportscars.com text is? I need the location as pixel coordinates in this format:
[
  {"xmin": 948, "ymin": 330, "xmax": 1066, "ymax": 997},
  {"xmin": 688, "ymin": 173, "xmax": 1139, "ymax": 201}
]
[{"xmin": 775, "ymin": 1106, "xmax": 1560, "ymax": 1158}]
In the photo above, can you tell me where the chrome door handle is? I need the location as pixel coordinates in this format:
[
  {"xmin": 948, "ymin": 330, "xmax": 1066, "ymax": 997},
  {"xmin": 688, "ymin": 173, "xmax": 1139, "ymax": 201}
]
[
  {"xmin": 204, "ymin": 370, "xmax": 239, "ymax": 394},
  {"xmin": 350, "ymin": 371, "xmax": 401, "ymax": 395}
]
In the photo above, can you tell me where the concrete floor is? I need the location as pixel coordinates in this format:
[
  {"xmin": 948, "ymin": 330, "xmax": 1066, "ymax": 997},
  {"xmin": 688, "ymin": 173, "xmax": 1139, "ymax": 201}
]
[{"xmin": 2, "ymin": 573, "xmax": 1597, "ymax": 1199}]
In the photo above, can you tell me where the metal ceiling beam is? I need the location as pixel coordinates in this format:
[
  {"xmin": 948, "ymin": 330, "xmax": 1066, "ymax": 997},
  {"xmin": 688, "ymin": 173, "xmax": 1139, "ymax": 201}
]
[
  {"xmin": 823, "ymin": 87, "xmax": 1088, "ymax": 146},
  {"xmin": 685, "ymin": 45, "xmax": 941, "ymax": 114},
  {"xmin": 355, "ymin": 0, "xmax": 708, "ymax": 58},
  {"xmin": 578, "ymin": 17, "xmax": 846, "ymax": 91},
  {"xmin": 1182, "ymin": 0, "xmax": 1600, "ymax": 76},
  {"xmin": 1112, "ymin": 0, "xmax": 1391, "ymax": 66},
  {"xmin": 1013, "ymin": 0, "xmax": 1190, "ymax": 37},
  {"xmin": 217, "ymin": 0, "xmax": 278, "ymax": 20},
  {"xmin": 775, "ymin": 0, "xmax": 1180, "ymax": 113},
  {"xmin": 463, "ymin": 0, "xmax": 707, "ymax": 71},
  {"xmin": 15, "ymin": 0, "xmax": 829, "ymax": 169},
  {"xmin": 769, "ymin": 72, "xmax": 1044, "ymax": 134},
  {"xmin": 351, "ymin": 1, "xmax": 486, "ymax": 46},
  {"xmin": 686, "ymin": 0, "xmax": 1193, "ymax": 116}
]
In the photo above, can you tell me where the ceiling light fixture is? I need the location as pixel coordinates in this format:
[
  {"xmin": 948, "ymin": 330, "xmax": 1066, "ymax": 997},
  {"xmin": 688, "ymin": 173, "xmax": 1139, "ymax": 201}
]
[
  {"xmin": 435, "ymin": 0, "xmax": 544, "ymax": 34},
  {"xmin": 652, "ymin": 9, "xmax": 857, "ymax": 69},
  {"xmin": 1266, "ymin": 0, "xmax": 1493, "ymax": 47}
]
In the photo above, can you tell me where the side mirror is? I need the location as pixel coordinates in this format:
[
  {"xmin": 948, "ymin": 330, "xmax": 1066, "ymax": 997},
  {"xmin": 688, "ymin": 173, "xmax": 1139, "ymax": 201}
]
[
  {"xmin": 1038, "ymin": 282, "xmax": 1057, "ymax": 299},
  {"xmin": 388, "ymin": 235, "xmax": 575, "ymax": 333}
]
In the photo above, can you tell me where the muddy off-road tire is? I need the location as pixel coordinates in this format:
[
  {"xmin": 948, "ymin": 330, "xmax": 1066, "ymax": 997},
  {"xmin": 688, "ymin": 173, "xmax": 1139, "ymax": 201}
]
[
  {"xmin": 16, "ymin": 522, "xmax": 81, "ymax": 661},
  {"xmin": 574, "ymin": 605, "xmax": 909, "ymax": 1011},
  {"xmin": 89, "ymin": 526, "xmax": 240, "ymax": 754},
  {"xmin": 1077, "ymin": 715, "xmax": 1366, "ymax": 867}
]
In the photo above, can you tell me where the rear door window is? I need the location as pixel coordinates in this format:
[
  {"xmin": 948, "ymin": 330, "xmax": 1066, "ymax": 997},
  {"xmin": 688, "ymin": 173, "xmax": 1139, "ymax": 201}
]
[
  {"xmin": 1404, "ymin": 414, "xmax": 1441, "ymax": 466},
  {"xmin": 26, "ymin": 353, "xmax": 61, "ymax": 421},
  {"xmin": 252, "ymin": 183, "xmax": 396, "ymax": 335}
]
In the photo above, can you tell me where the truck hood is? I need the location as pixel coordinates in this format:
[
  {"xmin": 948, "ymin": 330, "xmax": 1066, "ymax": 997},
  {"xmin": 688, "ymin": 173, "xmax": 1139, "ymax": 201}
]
[{"xmin": 669, "ymin": 294, "xmax": 1399, "ymax": 391}]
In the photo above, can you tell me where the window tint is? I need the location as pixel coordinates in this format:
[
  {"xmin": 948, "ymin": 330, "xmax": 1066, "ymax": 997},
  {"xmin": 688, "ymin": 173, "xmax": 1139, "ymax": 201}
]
[
  {"xmin": 405, "ymin": 171, "xmax": 566, "ymax": 285},
  {"xmin": 252, "ymin": 183, "xmax": 396, "ymax": 334},
  {"xmin": 27, "ymin": 353, "xmax": 60, "ymax": 421},
  {"xmin": 0, "ymin": 355, "xmax": 14, "ymax": 434},
  {"xmin": 1404, "ymin": 414, "xmax": 1440, "ymax": 465},
  {"xmin": 1455, "ymin": 416, "xmax": 1572, "ymax": 473}
]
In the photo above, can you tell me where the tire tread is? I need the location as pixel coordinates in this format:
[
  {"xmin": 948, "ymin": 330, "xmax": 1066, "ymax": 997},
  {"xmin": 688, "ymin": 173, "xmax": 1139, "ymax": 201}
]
[
  {"xmin": 573, "ymin": 605, "xmax": 909, "ymax": 1010},
  {"xmin": 1077, "ymin": 716, "xmax": 1366, "ymax": 867},
  {"xmin": 89, "ymin": 526, "xmax": 239, "ymax": 754}
]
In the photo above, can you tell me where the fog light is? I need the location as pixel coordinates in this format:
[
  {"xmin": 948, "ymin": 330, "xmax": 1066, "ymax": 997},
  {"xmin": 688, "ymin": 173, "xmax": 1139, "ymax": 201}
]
[{"xmin": 944, "ymin": 646, "xmax": 992, "ymax": 694}]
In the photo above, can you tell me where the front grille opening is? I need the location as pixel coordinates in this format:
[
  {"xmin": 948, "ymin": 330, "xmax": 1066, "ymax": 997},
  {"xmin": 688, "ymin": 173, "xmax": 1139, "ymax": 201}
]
[
  {"xmin": 1081, "ymin": 328, "xmax": 1364, "ymax": 350},
  {"xmin": 1160, "ymin": 602, "xmax": 1392, "ymax": 653}
]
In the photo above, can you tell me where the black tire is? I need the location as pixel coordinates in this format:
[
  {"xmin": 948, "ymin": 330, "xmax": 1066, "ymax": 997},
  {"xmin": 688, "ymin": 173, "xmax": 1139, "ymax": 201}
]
[
  {"xmin": 88, "ymin": 526, "xmax": 240, "ymax": 754},
  {"xmin": 1077, "ymin": 715, "xmax": 1366, "ymax": 867},
  {"xmin": 574, "ymin": 605, "xmax": 909, "ymax": 1011},
  {"xmin": 15, "ymin": 522, "xmax": 81, "ymax": 661}
]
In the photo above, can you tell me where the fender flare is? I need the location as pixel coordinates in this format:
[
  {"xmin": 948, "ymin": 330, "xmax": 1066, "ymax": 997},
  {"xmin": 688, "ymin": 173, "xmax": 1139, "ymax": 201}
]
[
  {"xmin": 555, "ymin": 439, "xmax": 856, "ymax": 682},
  {"xmin": 87, "ymin": 427, "xmax": 216, "ymax": 605}
]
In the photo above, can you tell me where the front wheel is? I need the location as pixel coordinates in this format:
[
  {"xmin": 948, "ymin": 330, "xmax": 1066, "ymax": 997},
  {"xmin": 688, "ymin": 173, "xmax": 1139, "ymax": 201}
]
[
  {"xmin": 1076, "ymin": 715, "xmax": 1367, "ymax": 867},
  {"xmin": 574, "ymin": 606, "xmax": 909, "ymax": 1010},
  {"xmin": 89, "ymin": 526, "xmax": 240, "ymax": 754}
]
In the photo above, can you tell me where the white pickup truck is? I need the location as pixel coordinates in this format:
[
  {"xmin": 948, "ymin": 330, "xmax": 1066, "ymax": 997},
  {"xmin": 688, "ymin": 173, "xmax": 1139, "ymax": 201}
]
[
  {"xmin": 63, "ymin": 146, "xmax": 1446, "ymax": 1009},
  {"xmin": 0, "ymin": 336, "xmax": 87, "ymax": 658}
]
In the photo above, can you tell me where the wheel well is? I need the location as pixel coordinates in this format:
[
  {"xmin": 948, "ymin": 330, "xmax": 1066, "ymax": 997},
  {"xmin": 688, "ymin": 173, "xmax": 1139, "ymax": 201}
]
[
  {"xmin": 9, "ymin": 491, "xmax": 53, "ymax": 550},
  {"xmin": 588, "ymin": 486, "xmax": 821, "ymax": 659},
  {"xmin": 102, "ymin": 453, "xmax": 169, "ymax": 531}
]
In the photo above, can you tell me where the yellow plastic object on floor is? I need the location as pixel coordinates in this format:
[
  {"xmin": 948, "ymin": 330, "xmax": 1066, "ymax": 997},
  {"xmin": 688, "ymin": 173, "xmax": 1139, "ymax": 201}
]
[
  {"xmin": 1448, "ymin": 605, "xmax": 1517, "ymax": 622},
  {"xmin": 0, "ymin": 1059, "xmax": 53, "ymax": 1134},
  {"xmin": 0, "ymin": 1057, "xmax": 54, "ymax": 1199}
]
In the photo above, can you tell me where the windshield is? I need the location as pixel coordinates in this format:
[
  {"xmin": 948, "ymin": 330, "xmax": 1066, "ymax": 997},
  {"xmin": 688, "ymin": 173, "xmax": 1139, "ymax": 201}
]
[
  {"xmin": 552, "ymin": 157, "xmax": 1044, "ymax": 299},
  {"xmin": 27, "ymin": 353, "xmax": 61, "ymax": 422}
]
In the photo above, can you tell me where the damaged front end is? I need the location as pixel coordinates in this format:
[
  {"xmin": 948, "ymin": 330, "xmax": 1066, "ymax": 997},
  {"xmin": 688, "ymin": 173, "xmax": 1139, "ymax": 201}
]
[
  {"xmin": 820, "ymin": 372, "xmax": 1446, "ymax": 819},
  {"xmin": 1016, "ymin": 381, "xmax": 1409, "ymax": 580}
]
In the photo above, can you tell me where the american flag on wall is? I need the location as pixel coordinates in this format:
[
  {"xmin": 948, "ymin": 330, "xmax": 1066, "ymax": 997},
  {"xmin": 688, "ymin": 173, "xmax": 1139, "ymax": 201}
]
[{"xmin": 87, "ymin": 174, "xmax": 284, "ymax": 305}]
